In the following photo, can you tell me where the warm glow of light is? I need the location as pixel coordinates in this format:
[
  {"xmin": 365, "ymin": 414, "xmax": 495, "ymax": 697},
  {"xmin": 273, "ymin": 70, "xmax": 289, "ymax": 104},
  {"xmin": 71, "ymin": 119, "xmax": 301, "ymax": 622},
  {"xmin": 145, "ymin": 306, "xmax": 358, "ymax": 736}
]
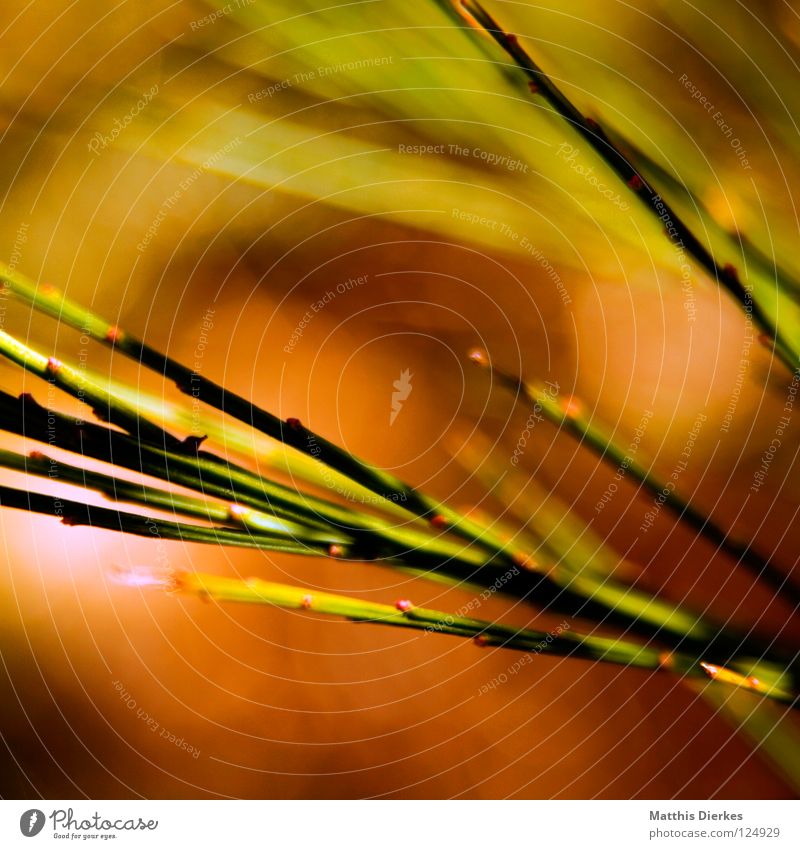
[
  {"xmin": 467, "ymin": 346, "xmax": 490, "ymax": 368},
  {"xmin": 110, "ymin": 565, "xmax": 172, "ymax": 589},
  {"xmin": 228, "ymin": 503, "xmax": 250, "ymax": 522},
  {"xmin": 561, "ymin": 396, "xmax": 583, "ymax": 418},
  {"xmin": 700, "ymin": 661, "xmax": 755, "ymax": 690}
]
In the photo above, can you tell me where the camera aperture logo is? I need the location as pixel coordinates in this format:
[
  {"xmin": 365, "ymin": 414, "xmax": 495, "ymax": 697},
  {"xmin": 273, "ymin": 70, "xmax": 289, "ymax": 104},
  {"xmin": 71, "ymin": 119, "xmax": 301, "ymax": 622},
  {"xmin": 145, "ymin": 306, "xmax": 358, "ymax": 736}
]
[
  {"xmin": 20, "ymin": 810, "xmax": 45, "ymax": 837},
  {"xmin": 18, "ymin": 808, "xmax": 158, "ymax": 839}
]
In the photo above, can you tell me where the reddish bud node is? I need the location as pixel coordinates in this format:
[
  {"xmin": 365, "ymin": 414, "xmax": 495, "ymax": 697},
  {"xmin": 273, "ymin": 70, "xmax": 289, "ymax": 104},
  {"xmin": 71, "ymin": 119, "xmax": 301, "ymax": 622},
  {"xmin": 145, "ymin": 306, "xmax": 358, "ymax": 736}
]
[
  {"xmin": 757, "ymin": 333, "xmax": 773, "ymax": 347},
  {"xmin": 527, "ymin": 80, "xmax": 539, "ymax": 94},
  {"xmin": 474, "ymin": 634, "xmax": 489, "ymax": 647},
  {"xmin": 658, "ymin": 651, "xmax": 675, "ymax": 670},
  {"xmin": 585, "ymin": 118, "xmax": 599, "ymax": 131},
  {"xmin": 301, "ymin": 594, "xmax": 313, "ymax": 609},
  {"xmin": 105, "ymin": 325, "xmax": 124, "ymax": 344},
  {"xmin": 285, "ymin": 417, "xmax": 303, "ymax": 431},
  {"xmin": 28, "ymin": 450, "xmax": 46, "ymax": 462},
  {"xmin": 328, "ymin": 544, "xmax": 345, "ymax": 559},
  {"xmin": 700, "ymin": 662, "xmax": 719, "ymax": 679},
  {"xmin": 722, "ymin": 263, "xmax": 739, "ymax": 283},
  {"xmin": 505, "ymin": 33, "xmax": 518, "ymax": 47},
  {"xmin": 430, "ymin": 514, "xmax": 449, "ymax": 529},
  {"xmin": 560, "ymin": 396, "xmax": 583, "ymax": 418},
  {"xmin": 512, "ymin": 551, "xmax": 537, "ymax": 571},
  {"xmin": 40, "ymin": 284, "xmax": 59, "ymax": 297},
  {"xmin": 467, "ymin": 347, "xmax": 489, "ymax": 368},
  {"xmin": 228, "ymin": 503, "xmax": 250, "ymax": 522},
  {"xmin": 395, "ymin": 599, "xmax": 413, "ymax": 613},
  {"xmin": 627, "ymin": 174, "xmax": 643, "ymax": 191},
  {"xmin": 45, "ymin": 357, "xmax": 63, "ymax": 375},
  {"xmin": 169, "ymin": 572, "xmax": 187, "ymax": 593},
  {"xmin": 61, "ymin": 513, "xmax": 81, "ymax": 527}
]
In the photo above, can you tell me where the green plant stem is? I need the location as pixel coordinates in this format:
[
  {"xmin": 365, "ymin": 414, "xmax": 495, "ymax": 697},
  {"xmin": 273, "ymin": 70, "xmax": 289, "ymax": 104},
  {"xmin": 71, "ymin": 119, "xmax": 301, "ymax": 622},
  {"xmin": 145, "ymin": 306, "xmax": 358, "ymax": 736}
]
[
  {"xmin": 0, "ymin": 265, "xmax": 518, "ymax": 560},
  {"xmin": 0, "ymin": 389, "xmax": 496, "ymax": 577},
  {"xmin": 0, "ymin": 484, "xmax": 328, "ymax": 555},
  {"xmin": 3, "ymin": 406, "xmax": 791, "ymax": 683},
  {"xmin": 0, "ymin": 329, "xmax": 505, "ymax": 574},
  {"xmin": 613, "ymin": 139, "xmax": 800, "ymax": 300},
  {"xmin": 98, "ymin": 369, "xmax": 413, "ymax": 522},
  {"xmin": 120, "ymin": 567, "xmax": 798, "ymax": 705},
  {"xmin": 479, "ymin": 358, "xmax": 800, "ymax": 607},
  {"xmin": 450, "ymin": 0, "xmax": 798, "ymax": 373},
  {"xmin": 0, "ymin": 448, "xmax": 349, "ymax": 547},
  {"xmin": 1, "ymin": 386, "xmax": 794, "ymax": 670},
  {"xmin": 448, "ymin": 429, "xmax": 797, "ymax": 670},
  {"xmin": 1, "ymin": 280, "xmax": 794, "ymax": 665}
]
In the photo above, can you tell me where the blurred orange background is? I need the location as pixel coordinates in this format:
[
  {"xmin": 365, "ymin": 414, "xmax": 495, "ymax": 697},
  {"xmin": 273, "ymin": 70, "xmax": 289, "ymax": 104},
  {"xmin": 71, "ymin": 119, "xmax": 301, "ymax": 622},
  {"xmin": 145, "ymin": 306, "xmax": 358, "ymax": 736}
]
[{"xmin": 1, "ymin": 0, "xmax": 799, "ymax": 798}]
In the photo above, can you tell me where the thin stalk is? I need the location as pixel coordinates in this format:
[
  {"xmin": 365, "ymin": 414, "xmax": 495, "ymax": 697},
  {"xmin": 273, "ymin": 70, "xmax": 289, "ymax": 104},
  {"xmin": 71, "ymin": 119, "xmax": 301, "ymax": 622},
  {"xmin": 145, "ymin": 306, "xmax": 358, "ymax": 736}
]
[
  {"xmin": 97, "ymin": 369, "xmax": 413, "ymax": 523},
  {"xmin": 0, "ymin": 335, "xmax": 351, "ymax": 532},
  {"xmin": 1, "ymin": 284, "xmax": 793, "ymax": 660},
  {"xmin": 0, "ymin": 448, "xmax": 349, "ymax": 547},
  {"xmin": 0, "ymin": 390, "xmax": 497, "ymax": 578},
  {"xmin": 611, "ymin": 139, "xmax": 800, "ymax": 301},
  {"xmin": 447, "ymin": 430, "xmax": 797, "ymax": 673},
  {"xmin": 116, "ymin": 566, "xmax": 798, "ymax": 705},
  {"xmin": 0, "ymin": 265, "xmax": 519, "ymax": 559},
  {"xmin": 0, "ymin": 484, "xmax": 328, "ymax": 556},
  {"xmin": 1, "ymin": 386, "xmax": 794, "ymax": 667},
  {"xmin": 0, "ymin": 326, "xmax": 516, "ymax": 574},
  {"xmin": 450, "ymin": 0, "xmax": 798, "ymax": 373},
  {"xmin": 471, "ymin": 352, "xmax": 800, "ymax": 606},
  {"xmin": 1, "ymin": 387, "xmax": 561, "ymax": 593}
]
